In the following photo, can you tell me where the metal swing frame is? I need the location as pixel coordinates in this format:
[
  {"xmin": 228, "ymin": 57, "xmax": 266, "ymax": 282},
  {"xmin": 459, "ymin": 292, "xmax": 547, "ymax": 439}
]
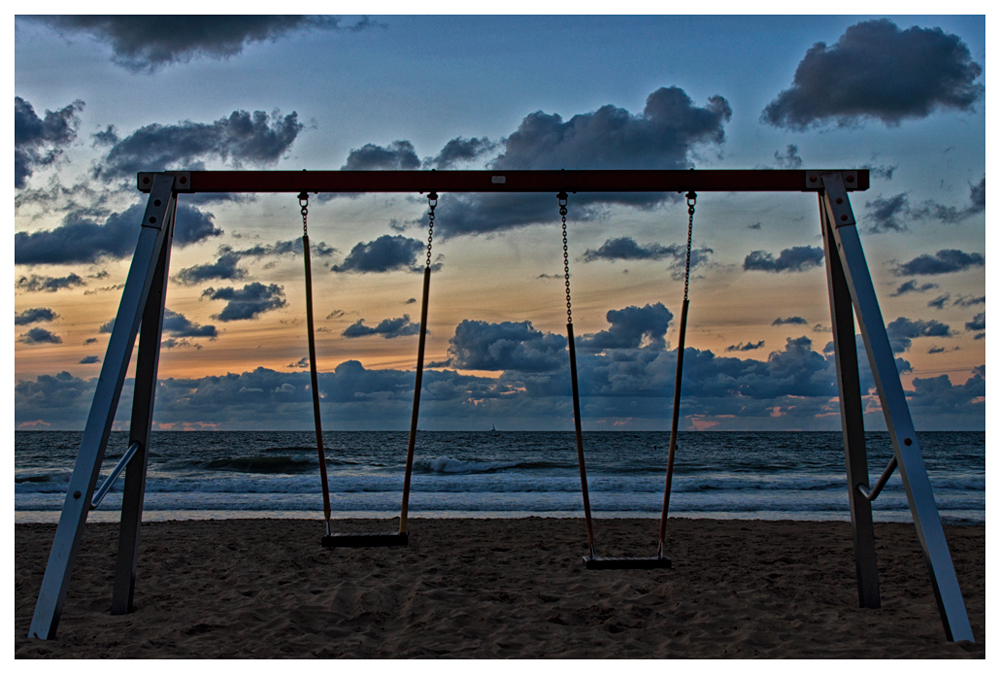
[{"xmin": 26, "ymin": 168, "xmax": 974, "ymax": 643}]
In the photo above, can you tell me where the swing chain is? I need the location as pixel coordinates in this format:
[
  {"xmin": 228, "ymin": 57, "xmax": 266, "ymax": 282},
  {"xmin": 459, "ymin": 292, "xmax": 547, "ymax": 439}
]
[
  {"xmin": 558, "ymin": 192, "xmax": 572, "ymax": 324},
  {"xmin": 683, "ymin": 191, "xmax": 696, "ymax": 302},
  {"xmin": 298, "ymin": 191, "xmax": 309, "ymax": 237},
  {"xmin": 426, "ymin": 192, "xmax": 437, "ymax": 268}
]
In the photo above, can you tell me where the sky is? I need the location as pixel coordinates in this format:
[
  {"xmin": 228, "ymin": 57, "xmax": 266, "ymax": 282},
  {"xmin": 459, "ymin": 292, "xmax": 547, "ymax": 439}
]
[{"xmin": 10, "ymin": 9, "xmax": 988, "ymax": 431}]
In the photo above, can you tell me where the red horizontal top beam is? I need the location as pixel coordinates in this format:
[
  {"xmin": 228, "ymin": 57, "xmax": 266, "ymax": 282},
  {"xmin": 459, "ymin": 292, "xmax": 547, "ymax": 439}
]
[{"xmin": 137, "ymin": 169, "xmax": 868, "ymax": 194}]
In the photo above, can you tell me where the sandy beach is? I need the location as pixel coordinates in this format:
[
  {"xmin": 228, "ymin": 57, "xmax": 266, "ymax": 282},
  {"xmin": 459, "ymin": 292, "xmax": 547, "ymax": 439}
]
[{"xmin": 15, "ymin": 517, "xmax": 984, "ymax": 658}]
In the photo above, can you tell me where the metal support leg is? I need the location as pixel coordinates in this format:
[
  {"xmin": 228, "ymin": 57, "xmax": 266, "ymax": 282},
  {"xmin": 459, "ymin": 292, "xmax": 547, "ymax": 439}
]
[
  {"xmin": 28, "ymin": 176, "xmax": 176, "ymax": 640},
  {"xmin": 821, "ymin": 173, "xmax": 974, "ymax": 642},
  {"xmin": 821, "ymin": 195, "xmax": 880, "ymax": 608},
  {"xmin": 111, "ymin": 197, "xmax": 176, "ymax": 614}
]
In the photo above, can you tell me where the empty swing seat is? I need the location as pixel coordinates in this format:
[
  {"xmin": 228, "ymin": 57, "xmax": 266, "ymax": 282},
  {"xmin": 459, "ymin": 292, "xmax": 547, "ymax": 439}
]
[
  {"xmin": 322, "ymin": 532, "xmax": 409, "ymax": 548},
  {"xmin": 584, "ymin": 555, "xmax": 671, "ymax": 570}
]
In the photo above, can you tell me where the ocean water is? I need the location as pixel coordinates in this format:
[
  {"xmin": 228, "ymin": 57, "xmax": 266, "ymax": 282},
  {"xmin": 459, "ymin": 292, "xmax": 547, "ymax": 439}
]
[{"xmin": 14, "ymin": 431, "xmax": 984, "ymax": 524}]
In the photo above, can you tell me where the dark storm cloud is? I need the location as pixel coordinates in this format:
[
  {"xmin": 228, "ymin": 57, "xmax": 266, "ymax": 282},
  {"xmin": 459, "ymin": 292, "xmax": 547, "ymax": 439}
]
[
  {"xmin": 202, "ymin": 283, "xmax": 286, "ymax": 321},
  {"xmin": 99, "ymin": 319, "xmax": 115, "ymax": 333},
  {"xmin": 965, "ymin": 312, "xmax": 985, "ymax": 332},
  {"xmin": 762, "ymin": 19, "xmax": 983, "ymax": 129},
  {"xmin": 577, "ymin": 303, "xmax": 673, "ymax": 351},
  {"xmin": 891, "ymin": 280, "xmax": 939, "ymax": 296},
  {"xmin": 29, "ymin": 16, "xmax": 373, "ymax": 72},
  {"xmin": 19, "ymin": 326, "xmax": 62, "ymax": 344},
  {"xmin": 174, "ymin": 247, "xmax": 246, "ymax": 285},
  {"xmin": 424, "ymin": 137, "xmax": 498, "ymax": 169},
  {"xmin": 725, "ymin": 340, "xmax": 765, "ymax": 352},
  {"xmin": 445, "ymin": 320, "xmax": 567, "ymax": 372},
  {"xmin": 15, "ymin": 97, "xmax": 85, "ymax": 188},
  {"xmin": 892, "ymin": 249, "xmax": 984, "ymax": 276},
  {"xmin": 331, "ymin": 235, "xmax": 427, "ymax": 273},
  {"xmin": 743, "ymin": 246, "xmax": 824, "ymax": 273},
  {"xmin": 15, "ymin": 273, "xmax": 85, "ymax": 293},
  {"xmin": 79, "ymin": 355, "xmax": 101, "ymax": 364},
  {"xmin": 162, "ymin": 309, "xmax": 217, "ymax": 339},
  {"xmin": 432, "ymin": 86, "xmax": 731, "ymax": 237},
  {"xmin": 928, "ymin": 346, "xmax": 945, "ymax": 355},
  {"xmin": 14, "ymin": 307, "xmax": 57, "ymax": 325},
  {"xmin": 341, "ymin": 140, "xmax": 420, "ymax": 170},
  {"xmin": 96, "ymin": 110, "xmax": 302, "ymax": 180},
  {"xmin": 342, "ymin": 315, "xmax": 420, "ymax": 339},
  {"xmin": 886, "ymin": 316, "xmax": 952, "ymax": 353},
  {"xmin": 772, "ymin": 316, "xmax": 808, "ymax": 326}
]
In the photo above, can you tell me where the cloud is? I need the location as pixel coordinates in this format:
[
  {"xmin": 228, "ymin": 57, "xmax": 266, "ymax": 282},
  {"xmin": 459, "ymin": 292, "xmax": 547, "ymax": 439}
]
[
  {"xmin": 865, "ymin": 193, "xmax": 911, "ymax": 232},
  {"xmin": 865, "ymin": 180, "xmax": 985, "ymax": 232},
  {"xmin": 743, "ymin": 246, "xmax": 824, "ymax": 273},
  {"xmin": 29, "ymin": 16, "xmax": 373, "ymax": 72},
  {"xmin": 342, "ymin": 140, "xmax": 420, "ymax": 170},
  {"xmin": 444, "ymin": 320, "xmax": 567, "ymax": 372},
  {"xmin": 288, "ymin": 357, "xmax": 309, "ymax": 369},
  {"xmin": 14, "ymin": 307, "xmax": 58, "ymax": 325},
  {"xmin": 953, "ymin": 295, "xmax": 985, "ymax": 308},
  {"xmin": 761, "ymin": 19, "xmax": 983, "ymax": 129},
  {"xmin": 99, "ymin": 319, "xmax": 115, "ymax": 334},
  {"xmin": 577, "ymin": 303, "xmax": 674, "ymax": 350},
  {"xmin": 342, "ymin": 315, "xmax": 421, "ymax": 339},
  {"xmin": 927, "ymin": 294, "xmax": 951, "ymax": 310},
  {"xmin": 331, "ymin": 235, "xmax": 428, "ymax": 273},
  {"xmin": 79, "ymin": 355, "xmax": 100, "ymax": 364},
  {"xmin": 15, "ymin": 97, "xmax": 85, "ymax": 188},
  {"xmin": 891, "ymin": 280, "xmax": 939, "ymax": 296},
  {"xmin": 237, "ymin": 238, "xmax": 335, "ymax": 259},
  {"xmin": 15, "ymin": 203, "xmax": 222, "ymax": 265},
  {"xmin": 772, "ymin": 316, "xmax": 808, "ymax": 326},
  {"xmin": 96, "ymin": 110, "xmax": 302, "ymax": 180},
  {"xmin": 773, "ymin": 144, "xmax": 803, "ymax": 168},
  {"xmin": 892, "ymin": 249, "xmax": 984, "ymax": 276},
  {"xmin": 429, "ymin": 86, "xmax": 731, "ymax": 237},
  {"xmin": 582, "ymin": 237, "xmax": 675, "ymax": 262},
  {"xmin": 965, "ymin": 312, "xmax": 985, "ymax": 332},
  {"xmin": 202, "ymin": 283, "xmax": 286, "ymax": 321},
  {"xmin": 19, "ymin": 326, "xmax": 62, "ymax": 344},
  {"xmin": 15, "ymin": 273, "xmax": 85, "ymax": 293},
  {"xmin": 174, "ymin": 247, "xmax": 246, "ymax": 285},
  {"xmin": 162, "ymin": 308, "xmax": 217, "ymax": 339},
  {"xmin": 725, "ymin": 340, "xmax": 765, "ymax": 352},
  {"xmin": 886, "ymin": 316, "xmax": 953, "ymax": 353},
  {"xmin": 424, "ymin": 137, "xmax": 498, "ymax": 169}
]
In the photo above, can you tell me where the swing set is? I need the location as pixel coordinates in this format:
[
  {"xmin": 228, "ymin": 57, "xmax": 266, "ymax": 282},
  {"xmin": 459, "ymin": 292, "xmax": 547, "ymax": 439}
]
[{"xmin": 27, "ymin": 169, "xmax": 975, "ymax": 644}]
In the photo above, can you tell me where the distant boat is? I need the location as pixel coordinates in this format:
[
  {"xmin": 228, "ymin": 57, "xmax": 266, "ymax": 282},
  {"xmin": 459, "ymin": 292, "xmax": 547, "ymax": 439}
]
[{"xmin": 491, "ymin": 423, "xmax": 498, "ymax": 432}]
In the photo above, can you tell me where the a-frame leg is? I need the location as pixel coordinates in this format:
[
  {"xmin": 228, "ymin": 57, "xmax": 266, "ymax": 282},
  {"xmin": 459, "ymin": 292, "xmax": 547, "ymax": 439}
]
[
  {"xmin": 820, "ymin": 172, "xmax": 974, "ymax": 642},
  {"xmin": 821, "ymin": 195, "xmax": 881, "ymax": 608},
  {"xmin": 111, "ymin": 197, "xmax": 176, "ymax": 614},
  {"xmin": 27, "ymin": 175, "xmax": 177, "ymax": 640}
]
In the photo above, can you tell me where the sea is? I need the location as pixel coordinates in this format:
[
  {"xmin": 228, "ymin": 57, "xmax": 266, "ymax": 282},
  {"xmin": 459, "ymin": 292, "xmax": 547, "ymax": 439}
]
[{"xmin": 14, "ymin": 431, "xmax": 985, "ymax": 525}]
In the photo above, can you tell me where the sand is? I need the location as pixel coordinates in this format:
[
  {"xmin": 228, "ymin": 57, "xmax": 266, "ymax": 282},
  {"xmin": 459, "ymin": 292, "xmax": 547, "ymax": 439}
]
[{"xmin": 14, "ymin": 517, "xmax": 984, "ymax": 658}]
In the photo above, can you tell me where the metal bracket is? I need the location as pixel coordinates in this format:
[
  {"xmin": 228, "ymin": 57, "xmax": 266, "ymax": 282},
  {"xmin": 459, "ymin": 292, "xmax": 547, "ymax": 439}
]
[
  {"xmin": 138, "ymin": 171, "xmax": 191, "ymax": 193},
  {"xmin": 820, "ymin": 173, "xmax": 857, "ymax": 227},
  {"xmin": 805, "ymin": 170, "xmax": 858, "ymax": 191}
]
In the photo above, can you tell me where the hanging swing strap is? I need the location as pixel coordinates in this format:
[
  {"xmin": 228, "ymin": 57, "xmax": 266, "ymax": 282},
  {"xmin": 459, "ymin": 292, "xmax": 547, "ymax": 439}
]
[
  {"xmin": 300, "ymin": 192, "xmax": 332, "ymax": 536},
  {"xmin": 560, "ymin": 192, "xmax": 596, "ymax": 559},
  {"xmin": 399, "ymin": 192, "xmax": 437, "ymax": 534},
  {"xmin": 658, "ymin": 190, "xmax": 696, "ymax": 556}
]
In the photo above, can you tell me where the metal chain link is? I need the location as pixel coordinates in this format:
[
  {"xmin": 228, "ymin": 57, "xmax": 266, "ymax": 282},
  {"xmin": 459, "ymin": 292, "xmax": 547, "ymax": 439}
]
[
  {"xmin": 426, "ymin": 192, "xmax": 437, "ymax": 268},
  {"xmin": 297, "ymin": 191, "xmax": 309, "ymax": 237},
  {"xmin": 559, "ymin": 192, "xmax": 572, "ymax": 324},
  {"xmin": 683, "ymin": 191, "xmax": 696, "ymax": 302}
]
